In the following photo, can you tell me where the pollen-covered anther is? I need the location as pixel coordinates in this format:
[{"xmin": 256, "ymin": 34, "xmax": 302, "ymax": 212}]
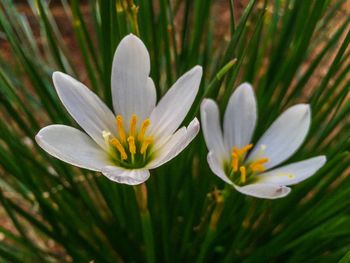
[
  {"xmin": 140, "ymin": 137, "xmax": 153, "ymax": 155},
  {"xmin": 110, "ymin": 137, "xmax": 128, "ymax": 160},
  {"xmin": 233, "ymin": 144, "xmax": 253, "ymax": 157},
  {"xmin": 138, "ymin": 119, "xmax": 151, "ymax": 141},
  {"xmin": 127, "ymin": 136, "xmax": 136, "ymax": 155},
  {"xmin": 108, "ymin": 114, "xmax": 154, "ymax": 165},
  {"xmin": 231, "ymin": 144, "xmax": 254, "ymax": 171},
  {"xmin": 129, "ymin": 114, "xmax": 137, "ymax": 136},
  {"xmin": 250, "ymin": 158, "xmax": 269, "ymax": 172},
  {"xmin": 116, "ymin": 115, "xmax": 126, "ymax": 143}
]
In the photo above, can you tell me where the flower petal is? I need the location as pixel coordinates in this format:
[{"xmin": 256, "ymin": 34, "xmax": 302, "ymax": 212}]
[
  {"xmin": 35, "ymin": 125, "xmax": 111, "ymax": 171},
  {"xmin": 147, "ymin": 118, "xmax": 200, "ymax": 169},
  {"xmin": 234, "ymin": 183, "xmax": 291, "ymax": 199},
  {"xmin": 111, "ymin": 34, "xmax": 156, "ymax": 121},
  {"xmin": 256, "ymin": 156, "xmax": 326, "ymax": 186},
  {"xmin": 200, "ymin": 99, "xmax": 228, "ymax": 160},
  {"xmin": 207, "ymin": 151, "xmax": 233, "ymax": 185},
  {"xmin": 101, "ymin": 166, "xmax": 150, "ymax": 185},
  {"xmin": 149, "ymin": 66, "xmax": 202, "ymax": 138},
  {"xmin": 53, "ymin": 72, "xmax": 117, "ymax": 149},
  {"xmin": 247, "ymin": 104, "xmax": 311, "ymax": 169},
  {"xmin": 224, "ymin": 83, "xmax": 257, "ymax": 149}
]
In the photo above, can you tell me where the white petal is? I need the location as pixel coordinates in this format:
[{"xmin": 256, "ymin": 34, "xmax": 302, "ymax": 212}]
[
  {"xmin": 111, "ymin": 34, "xmax": 156, "ymax": 121},
  {"xmin": 200, "ymin": 99, "xmax": 228, "ymax": 161},
  {"xmin": 144, "ymin": 77, "xmax": 157, "ymax": 117},
  {"xmin": 53, "ymin": 72, "xmax": 117, "ymax": 149},
  {"xmin": 35, "ymin": 125, "xmax": 111, "ymax": 171},
  {"xmin": 101, "ymin": 166, "xmax": 150, "ymax": 185},
  {"xmin": 256, "ymin": 156, "xmax": 326, "ymax": 186},
  {"xmin": 207, "ymin": 151, "xmax": 233, "ymax": 185},
  {"xmin": 247, "ymin": 104, "xmax": 311, "ymax": 169},
  {"xmin": 224, "ymin": 83, "xmax": 257, "ymax": 149},
  {"xmin": 234, "ymin": 183, "xmax": 291, "ymax": 199},
  {"xmin": 149, "ymin": 66, "xmax": 202, "ymax": 138},
  {"xmin": 147, "ymin": 118, "xmax": 200, "ymax": 169}
]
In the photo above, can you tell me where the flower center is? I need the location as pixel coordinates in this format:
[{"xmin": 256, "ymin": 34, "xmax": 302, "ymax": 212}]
[
  {"xmin": 102, "ymin": 114, "xmax": 154, "ymax": 168},
  {"xmin": 228, "ymin": 144, "xmax": 269, "ymax": 185}
]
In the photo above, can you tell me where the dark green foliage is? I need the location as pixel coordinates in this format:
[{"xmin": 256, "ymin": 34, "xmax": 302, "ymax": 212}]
[{"xmin": 0, "ymin": 0, "xmax": 349, "ymax": 262}]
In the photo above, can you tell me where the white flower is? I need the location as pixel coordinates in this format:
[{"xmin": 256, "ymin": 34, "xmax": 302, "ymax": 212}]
[
  {"xmin": 200, "ymin": 83, "xmax": 326, "ymax": 199},
  {"xmin": 36, "ymin": 34, "xmax": 202, "ymax": 185}
]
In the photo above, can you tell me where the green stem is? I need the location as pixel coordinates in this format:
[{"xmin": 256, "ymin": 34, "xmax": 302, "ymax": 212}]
[
  {"xmin": 196, "ymin": 189, "xmax": 228, "ymax": 263},
  {"xmin": 134, "ymin": 184, "xmax": 155, "ymax": 263},
  {"xmin": 140, "ymin": 210, "xmax": 156, "ymax": 263},
  {"xmin": 196, "ymin": 228, "xmax": 215, "ymax": 263},
  {"xmin": 189, "ymin": 58, "xmax": 237, "ymax": 121}
]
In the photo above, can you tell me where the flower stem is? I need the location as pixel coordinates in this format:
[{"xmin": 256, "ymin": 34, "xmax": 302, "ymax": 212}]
[
  {"xmin": 122, "ymin": 0, "xmax": 140, "ymax": 36},
  {"xmin": 196, "ymin": 228, "xmax": 216, "ymax": 263},
  {"xmin": 196, "ymin": 188, "xmax": 228, "ymax": 263},
  {"xmin": 134, "ymin": 183, "xmax": 155, "ymax": 263}
]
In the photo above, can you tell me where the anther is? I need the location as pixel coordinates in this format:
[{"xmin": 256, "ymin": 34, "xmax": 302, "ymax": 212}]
[
  {"xmin": 116, "ymin": 115, "xmax": 126, "ymax": 143},
  {"xmin": 110, "ymin": 138, "xmax": 128, "ymax": 160},
  {"xmin": 254, "ymin": 158, "xmax": 269, "ymax": 164},
  {"xmin": 233, "ymin": 144, "xmax": 253, "ymax": 157},
  {"xmin": 140, "ymin": 137, "xmax": 153, "ymax": 154},
  {"xmin": 241, "ymin": 144, "xmax": 253, "ymax": 154},
  {"xmin": 240, "ymin": 166, "xmax": 247, "ymax": 184},
  {"xmin": 250, "ymin": 164, "xmax": 265, "ymax": 172},
  {"xmin": 130, "ymin": 114, "xmax": 137, "ymax": 136},
  {"xmin": 127, "ymin": 136, "xmax": 136, "ymax": 155},
  {"xmin": 250, "ymin": 158, "xmax": 269, "ymax": 172},
  {"xmin": 138, "ymin": 119, "xmax": 151, "ymax": 141}
]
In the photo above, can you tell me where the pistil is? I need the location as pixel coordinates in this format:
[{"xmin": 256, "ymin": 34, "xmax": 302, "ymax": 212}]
[{"xmin": 239, "ymin": 166, "xmax": 246, "ymax": 184}]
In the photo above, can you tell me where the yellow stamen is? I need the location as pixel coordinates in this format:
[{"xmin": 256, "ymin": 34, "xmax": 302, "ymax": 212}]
[
  {"xmin": 250, "ymin": 158, "xmax": 269, "ymax": 172},
  {"xmin": 233, "ymin": 144, "xmax": 253, "ymax": 157},
  {"xmin": 231, "ymin": 144, "xmax": 254, "ymax": 172},
  {"xmin": 254, "ymin": 158, "xmax": 269, "ymax": 164},
  {"xmin": 250, "ymin": 164, "xmax": 265, "ymax": 172},
  {"xmin": 129, "ymin": 114, "xmax": 137, "ymax": 136},
  {"xmin": 140, "ymin": 137, "xmax": 153, "ymax": 154},
  {"xmin": 240, "ymin": 166, "xmax": 246, "ymax": 184},
  {"xmin": 127, "ymin": 136, "xmax": 136, "ymax": 155},
  {"xmin": 110, "ymin": 138, "xmax": 128, "ymax": 160},
  {"xmin": 241, "ymin": 143, "xmax": 253, "ymax": 153},
  {"xmin": 116, "ymin": 115, "xmax": 126, "ymax": 143},
  {"xmin": 138, "ymin": 119, "xmax": 151, "ymax": 141},
  {"xmin": 231, "ymin": 152, "xmax": 239, "ymax": 172}
]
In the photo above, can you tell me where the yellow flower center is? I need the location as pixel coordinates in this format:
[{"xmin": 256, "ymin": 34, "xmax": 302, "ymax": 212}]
[
  {"xmin": 229, "ymin": 144, "xmax": 269, "ymax": 185},
  {"xmin": 102, "ymin": 114, "xmax": 154, "ymax": 168}
]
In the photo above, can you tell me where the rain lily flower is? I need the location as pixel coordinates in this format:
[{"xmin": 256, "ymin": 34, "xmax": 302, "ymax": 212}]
[
  {"xmin": 200, "ymin": 83, "xmax": 326, "ymax": 199},
  {"xmin": 36, "ymin": 34, "xmax": 202, "ymax": 185}
]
